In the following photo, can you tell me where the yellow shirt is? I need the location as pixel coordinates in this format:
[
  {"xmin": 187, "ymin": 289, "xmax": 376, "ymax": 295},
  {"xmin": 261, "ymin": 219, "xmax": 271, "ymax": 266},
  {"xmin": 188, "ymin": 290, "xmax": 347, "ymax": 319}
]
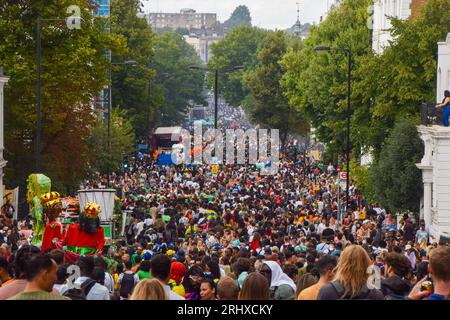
[
  {"xmin": 114, "ymin": 273, "xmax": 119, "ymax": 290},
  {"xmin": 168, "ymin": 279, "xmax": 185, "ymax": 298},
  {"xmin": 297, "ymin": 282, "xmax": 324, "ymax": 300}
]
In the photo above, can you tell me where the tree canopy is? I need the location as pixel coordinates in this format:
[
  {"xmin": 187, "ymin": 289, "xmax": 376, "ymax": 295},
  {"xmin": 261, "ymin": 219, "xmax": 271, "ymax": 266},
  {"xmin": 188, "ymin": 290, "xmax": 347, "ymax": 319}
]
[
  {"xmin": 223, "ymin": 5, "xmax": 252, "ymax": 31},
  {"xmin": 208, "ymin": 25, "xmax": 268, "ymax": 107},
  {"xmin": 281, "ymin": 0, "xmax": 373, "ymax": 162},
  {"xmin": 282, "ymin": 0, "xmax": 450, "ymax": 162},
  {"xmin": 369, "ymin": 117, "xmax": 424, "ymax": 213},
  {"xmin": 87, "ymin": 108, "xmax": 135, "ymax": 176},
  {"xmin": 245, "ymin": 31, "xmax": 309, "ymax": 145},
  {"xmin": 1, "ymin": 0, "xmax": 125, "ymax": 195},
  {"xmin": 151, "ymin": 32, "xmax": 205, "ymax": 126},
  {"xmin": 110, "ymin": 0, "xmax": 156, "ymax": 139}
]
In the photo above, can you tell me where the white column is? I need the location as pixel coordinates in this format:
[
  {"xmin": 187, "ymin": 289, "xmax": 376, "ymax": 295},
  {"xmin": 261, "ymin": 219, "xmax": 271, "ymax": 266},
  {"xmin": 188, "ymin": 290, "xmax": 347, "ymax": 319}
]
[
  {"xmin": 416, "ymin": 164, "xmax": 433, "ymax": 228},
  {"xmin": 422, "ymin": 170, "xmax": 433, "ymax": 228}
]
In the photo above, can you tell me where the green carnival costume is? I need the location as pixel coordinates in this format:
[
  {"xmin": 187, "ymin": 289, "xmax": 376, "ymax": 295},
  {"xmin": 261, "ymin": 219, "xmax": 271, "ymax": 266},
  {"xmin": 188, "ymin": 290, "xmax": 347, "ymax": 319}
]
[{"xmin": 27, "ymin": 174, "xmax": 52, "ymax": 246}]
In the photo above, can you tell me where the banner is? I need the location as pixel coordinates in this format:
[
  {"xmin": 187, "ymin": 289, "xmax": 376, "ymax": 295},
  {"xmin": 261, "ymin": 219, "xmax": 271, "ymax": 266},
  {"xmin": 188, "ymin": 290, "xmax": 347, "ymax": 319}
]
[
  {"xmin": 3, "ymin": 187, "xmax": 19, "ymax": 220},
  {"xmin": 157, "ymin": 153, "xmax": 177, "ymax": 166},
  {"xmin": 101, "ymin": 223, "xmax": 113, "ymax": 245}
]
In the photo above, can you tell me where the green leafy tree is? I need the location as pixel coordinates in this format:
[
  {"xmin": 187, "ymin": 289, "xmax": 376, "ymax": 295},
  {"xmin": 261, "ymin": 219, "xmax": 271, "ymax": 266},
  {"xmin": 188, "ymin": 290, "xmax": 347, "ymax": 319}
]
[
  {"xmin": 281, "ymin": 0, "xmax": 373, "ymax": 163},
  {"xmin": 152, "ymin": 32, "xmax": 205, "ymax": 125},
  {"xmin": 0, "ymin": 0, "xmax": 125, "ymax": 195},
  {"xmin": 353, "ymin": 0, "xmax": 450, "ymax": 156},
  {"xmin": 110, "ymin": 0, "xmax": 157, "ymax": 139},
  {"xmin": 369, "ymin": 117, "xmax": 423, "ymax": 213},
  {"xmin": 208, "ymin": 26, "xmax": 268, "ymax": 107},
  {"xmin": 223, "ymin": 5, "xmax": 252, "ymax": 31},
  {"xmin": 245, "ymin": 31, "xmax": 309, "ymax": 145},
  {"xmin": 87, "ymin": 109, "xmax": 135, "ymax": 175}
]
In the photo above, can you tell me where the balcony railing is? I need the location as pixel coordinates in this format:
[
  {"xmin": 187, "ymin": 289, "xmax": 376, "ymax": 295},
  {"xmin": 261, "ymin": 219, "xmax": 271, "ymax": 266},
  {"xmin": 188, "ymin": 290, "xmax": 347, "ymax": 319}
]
[{"xmin": 420, "ymin": 102, "xmax": 443, "ymax": 126}]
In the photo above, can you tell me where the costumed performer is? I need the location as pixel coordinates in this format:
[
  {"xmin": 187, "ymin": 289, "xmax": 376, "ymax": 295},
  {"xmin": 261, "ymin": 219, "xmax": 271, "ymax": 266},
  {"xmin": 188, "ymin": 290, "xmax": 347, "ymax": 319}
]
[
  {"xmin": 40, "ymin": 192, "xmax": 65, "ymax": 253},
  {"xmin": 62, "ymin": 202, "xmax": 105, "ymax": 256}
]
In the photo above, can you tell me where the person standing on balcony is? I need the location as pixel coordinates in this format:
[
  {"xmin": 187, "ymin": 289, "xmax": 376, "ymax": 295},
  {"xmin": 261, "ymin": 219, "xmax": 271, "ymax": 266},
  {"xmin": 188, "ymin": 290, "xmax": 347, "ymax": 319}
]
[{"xmin": 436, "ymin": 90, "xmax": 450, "ymax": 127}]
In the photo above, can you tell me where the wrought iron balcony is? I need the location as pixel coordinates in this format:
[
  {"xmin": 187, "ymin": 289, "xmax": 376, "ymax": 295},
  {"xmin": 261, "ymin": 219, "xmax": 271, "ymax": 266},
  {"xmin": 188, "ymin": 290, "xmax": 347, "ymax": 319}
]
[{"xmin": 420, "ymin": 102, "xmax": 443, "ymax": 126}]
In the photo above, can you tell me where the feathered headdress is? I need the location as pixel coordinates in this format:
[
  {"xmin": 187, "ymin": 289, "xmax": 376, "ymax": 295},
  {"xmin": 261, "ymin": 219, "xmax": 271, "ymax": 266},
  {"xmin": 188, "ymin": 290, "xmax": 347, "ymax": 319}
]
[
  {"xmin": 41, "ymin": 192, "xmax": 61, "ymax": 208},
  {"xmin": 84, "ymin": 202, "xmax": 101, "ymax": 219}
]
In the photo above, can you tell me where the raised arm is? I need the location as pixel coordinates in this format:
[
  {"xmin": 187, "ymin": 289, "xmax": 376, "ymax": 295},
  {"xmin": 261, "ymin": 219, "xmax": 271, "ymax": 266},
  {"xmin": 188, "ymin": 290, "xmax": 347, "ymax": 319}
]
[{"xmin": 436, "ymin": 97, "xmax": 450, "ymax": 108}]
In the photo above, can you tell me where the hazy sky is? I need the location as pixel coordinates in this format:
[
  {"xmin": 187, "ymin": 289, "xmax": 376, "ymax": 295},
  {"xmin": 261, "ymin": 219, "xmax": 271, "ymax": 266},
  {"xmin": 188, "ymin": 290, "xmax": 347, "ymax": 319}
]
[{"xmin": 141, "ymin": 0, "xmax": 334, "ymax": 30}]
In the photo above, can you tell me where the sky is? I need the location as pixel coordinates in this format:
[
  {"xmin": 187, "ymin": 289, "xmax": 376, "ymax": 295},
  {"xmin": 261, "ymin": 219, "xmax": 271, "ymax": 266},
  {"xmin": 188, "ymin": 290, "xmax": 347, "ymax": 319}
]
[{"xmin": 140, "ymin": 0, "xmax": 334, "ymax": 30}]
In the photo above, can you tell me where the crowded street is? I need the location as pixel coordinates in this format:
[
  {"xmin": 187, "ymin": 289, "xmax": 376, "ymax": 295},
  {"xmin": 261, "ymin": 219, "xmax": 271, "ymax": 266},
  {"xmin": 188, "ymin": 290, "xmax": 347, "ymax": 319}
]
[{"xmin": 0, "ymin": 0, "xmax": 450, "ymax": 305}]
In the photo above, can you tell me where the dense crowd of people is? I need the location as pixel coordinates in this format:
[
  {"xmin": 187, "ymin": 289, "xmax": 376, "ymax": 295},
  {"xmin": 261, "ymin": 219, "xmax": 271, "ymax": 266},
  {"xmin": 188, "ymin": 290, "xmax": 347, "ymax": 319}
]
[
  {"xmin": 0, "ymin": 145, "xmax": 449, "ymax": 300},
  {"xmin": 0, "ymin": 102, "xmax": 449, "ymax": 301}
]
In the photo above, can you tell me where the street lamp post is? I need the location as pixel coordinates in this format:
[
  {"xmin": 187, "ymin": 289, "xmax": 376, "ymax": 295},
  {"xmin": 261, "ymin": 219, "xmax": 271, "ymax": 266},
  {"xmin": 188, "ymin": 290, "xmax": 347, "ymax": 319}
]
[
  {"xmin": 314, "ymin": 45, "xmax": 352, "ymax": 213},
  {"xmin": 189, "ymin": 65, "xmax": 244, "ymax": 130}
]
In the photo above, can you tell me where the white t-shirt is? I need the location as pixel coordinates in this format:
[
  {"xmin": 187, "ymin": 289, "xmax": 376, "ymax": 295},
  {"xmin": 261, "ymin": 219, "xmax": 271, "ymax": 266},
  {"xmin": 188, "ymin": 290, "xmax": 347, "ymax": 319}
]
[
  {"xmin": 144, "ymin": 218, "xmax": 153, "ymax": 227},
  {"xmin": 135, "ymin": 222, "xmax": 145, "ymax": 238},
  {"xmin": 318, "ymin": 201, "xmax": 324, "ymax": 214},
  {"xmin": 59, "ymin": 276, "xmax": 110, "ymax": 300},
  {"xmin": 104, "ymin": 272, "xmax": 114, "ymax": 294},
  {"xmin": 317, "ymin": 223, "xmax": 326, "ymax": 235},
  {"xmin": 118, "ymin": 271, "xmax": 140, "ymax": 286}
]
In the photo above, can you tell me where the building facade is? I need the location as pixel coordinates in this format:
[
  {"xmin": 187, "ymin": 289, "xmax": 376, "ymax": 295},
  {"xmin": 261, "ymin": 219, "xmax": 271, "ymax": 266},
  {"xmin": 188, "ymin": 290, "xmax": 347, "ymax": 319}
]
[
  {"xmin": 0, "ymin": 68, "xmax": 9, "ymax": 208},
  {"xmin": 416, "ymin": 126, "xmax": 450, "ymax": 243},
  {"xmin": 184, "ymin": 34, "xmax": 222, "ymax": 64},
  {"xmin": 146, "ymin": 9, "xmax": 217, "ymax": 31},
  {"xmin": 372, "ymin": 0, "xmax": 431, "ymax": 54},
  {"xmin": 416, "ymin": 33, "xmax": 450, "ymax": 244},
  {"xmin": 372, "ymin": 0, "xmax": 412, "ymax": 54},
  {"xmin": 437, "ymin": 33, "xmax": 450, "ymax": 103}
]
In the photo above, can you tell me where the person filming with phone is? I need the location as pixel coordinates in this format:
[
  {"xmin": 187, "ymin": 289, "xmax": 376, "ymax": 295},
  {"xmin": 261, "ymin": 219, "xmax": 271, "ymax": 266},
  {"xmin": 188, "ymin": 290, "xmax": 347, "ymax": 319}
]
[{"xmin": 408, "ymin": 246, "xmax": 450, "ymax": 300}]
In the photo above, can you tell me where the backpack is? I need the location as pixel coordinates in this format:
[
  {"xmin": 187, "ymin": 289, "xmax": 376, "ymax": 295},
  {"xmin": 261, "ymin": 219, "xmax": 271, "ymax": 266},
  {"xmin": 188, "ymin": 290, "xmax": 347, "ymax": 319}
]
[
  {"xmin": 119, "ymin": 273, "xmax": 136, "ymax": 299},
  {"xmin": 330, "ymin": 280, "xmax": 371, "ymax": 300},
  {"xmin": 62, "ymin": 278, "xmax": 97, "ymax": 300}
]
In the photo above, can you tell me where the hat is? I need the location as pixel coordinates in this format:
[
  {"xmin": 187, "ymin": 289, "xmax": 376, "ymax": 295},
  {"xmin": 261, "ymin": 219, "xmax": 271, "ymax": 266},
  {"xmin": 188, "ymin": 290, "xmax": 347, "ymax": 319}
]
[
  {"xmin": 166, "ymin": 249, "xmax": 176, "ymax": 256},
  {"xmin": 41, "ymin": 192, "xmax": 61, "ymax": 208},
  {"xmin": 84, "ymin": 202, "xmax": 101, "ymax": 219},
  {"xmin": 170, "ymin": 261, "xmax": 186, "ymax": 283}
]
